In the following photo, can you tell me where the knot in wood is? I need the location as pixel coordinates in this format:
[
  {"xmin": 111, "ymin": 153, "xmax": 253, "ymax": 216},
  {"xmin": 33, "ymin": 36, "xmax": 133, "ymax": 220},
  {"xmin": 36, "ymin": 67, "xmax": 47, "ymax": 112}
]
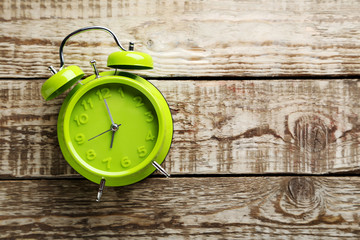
[
  {"xmin": 293, "ymin": 115, "xmax": 330, "ymax": 152},
  {"xmin": 287, "ymin": 177, "xmax": 315, "ymax": 205}
]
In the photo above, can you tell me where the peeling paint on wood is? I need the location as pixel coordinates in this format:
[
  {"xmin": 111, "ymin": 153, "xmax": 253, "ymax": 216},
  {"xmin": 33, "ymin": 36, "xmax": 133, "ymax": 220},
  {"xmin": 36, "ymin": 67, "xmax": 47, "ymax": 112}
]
[
  {"xmin": 1, "ymin": 79, "xmax": 360, "ymax": 177},
  {"xmin": 0, "ymin": 0, "xmax": 360, "ymax": 78},
  {"xmin": 1, "ymin": 0, "xmax": 360, "ymax": 238},
  {"xmin": 0, "ymin": 177, "xmax": 360, "ymax": 239}
]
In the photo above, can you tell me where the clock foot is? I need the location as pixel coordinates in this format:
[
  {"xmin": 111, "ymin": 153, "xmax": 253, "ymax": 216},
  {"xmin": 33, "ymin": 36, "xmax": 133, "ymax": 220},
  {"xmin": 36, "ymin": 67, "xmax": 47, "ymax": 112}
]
[
  {"xmin": 152, "ymin": 161, "xmax": 170, "ymax": 178},
  {"xmin": 96, "ymin": 178, "xmax": 106, "ymax": 202}
]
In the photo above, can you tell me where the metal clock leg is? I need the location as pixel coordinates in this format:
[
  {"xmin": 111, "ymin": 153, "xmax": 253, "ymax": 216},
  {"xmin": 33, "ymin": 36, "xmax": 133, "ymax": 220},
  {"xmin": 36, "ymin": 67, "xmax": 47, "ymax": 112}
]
[
  {"xmin": 152, "ymin": 161, "xmax": 170, "ymax": 178},
  {"xmin": 96, "ymin": 178, "xmax": 106, "ymax": 202}
]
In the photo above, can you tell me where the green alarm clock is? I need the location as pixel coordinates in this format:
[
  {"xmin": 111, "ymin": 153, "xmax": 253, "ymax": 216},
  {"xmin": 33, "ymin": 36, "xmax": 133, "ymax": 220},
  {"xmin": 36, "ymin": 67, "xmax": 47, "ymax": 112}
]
[{"xmin": 41, "ymin": 26, "xmax": 173, "ymax": 201}]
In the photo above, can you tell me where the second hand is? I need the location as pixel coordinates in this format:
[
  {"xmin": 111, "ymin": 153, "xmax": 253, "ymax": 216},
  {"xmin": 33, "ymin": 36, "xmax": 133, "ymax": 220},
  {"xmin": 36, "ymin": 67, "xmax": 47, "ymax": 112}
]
[
  {"xmin": 88, "ymin": 128, "xmax": 112, "ymax": 141},
  {"xmin": 88, "ymin": 123, "xmax": 121, "ymax": 142}
]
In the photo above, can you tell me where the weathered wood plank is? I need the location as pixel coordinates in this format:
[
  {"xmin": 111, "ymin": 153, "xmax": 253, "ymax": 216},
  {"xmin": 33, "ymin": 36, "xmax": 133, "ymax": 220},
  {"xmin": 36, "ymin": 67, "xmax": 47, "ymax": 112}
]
[
  {"xmin": 1, "ymin": 0, "xmax": 360, "ymax": 78},
  {"xmin": 1, "ymin": 79, "xmax": 360, "ymax": 177},
  {"xmin": 0, "ymin": 177, "xmax": 360, "ymax": 239}
]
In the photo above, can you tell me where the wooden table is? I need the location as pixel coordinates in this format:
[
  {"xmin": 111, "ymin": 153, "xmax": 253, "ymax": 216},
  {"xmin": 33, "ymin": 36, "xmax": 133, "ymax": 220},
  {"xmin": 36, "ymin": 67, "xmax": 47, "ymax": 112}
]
[{"xmin": 1, "ymin": 0, "xmax": 360, "ymax": 239}]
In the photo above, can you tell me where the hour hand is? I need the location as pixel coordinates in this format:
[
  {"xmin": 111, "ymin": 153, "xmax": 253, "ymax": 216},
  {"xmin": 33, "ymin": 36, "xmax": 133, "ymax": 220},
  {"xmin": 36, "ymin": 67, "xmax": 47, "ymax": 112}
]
[
  {"xmin": 110, "ymin": 131, "xmax": 115, "ymax": 148},
  {"xmin": 109, "ymin": 123, "xmax": 121, "ymax": 148}
]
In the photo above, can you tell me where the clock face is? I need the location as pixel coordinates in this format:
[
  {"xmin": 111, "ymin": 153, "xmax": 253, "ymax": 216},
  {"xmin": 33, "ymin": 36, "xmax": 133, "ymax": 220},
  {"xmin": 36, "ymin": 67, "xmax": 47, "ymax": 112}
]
[{"xmin": 65, "ymin": 82, "xmax": 160, "ymax": 175}]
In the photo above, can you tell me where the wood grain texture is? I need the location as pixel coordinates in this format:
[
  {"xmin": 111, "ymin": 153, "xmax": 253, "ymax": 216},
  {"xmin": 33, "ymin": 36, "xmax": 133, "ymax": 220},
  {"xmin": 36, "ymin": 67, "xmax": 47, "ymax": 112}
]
[
  {"xmin": 1, "ymin": 177, "xmax": 360, "ymax": 239},
  {"xmin": 1, "ymin": 0, "xmax": 360, "ymax": 78},
  {"xmin": 2, "ymin": 79, "xmax": 360, "ymax": 177},
  {"xmin": 1, "ymin": 1, "xmax": 360, "ymax": 239}
]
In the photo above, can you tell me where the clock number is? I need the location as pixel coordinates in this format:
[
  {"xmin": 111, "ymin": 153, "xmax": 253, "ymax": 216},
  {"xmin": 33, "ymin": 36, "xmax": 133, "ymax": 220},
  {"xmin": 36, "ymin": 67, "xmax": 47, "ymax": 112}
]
[
  {"xmin": 81, "ymin": 98, "xmax": 93, "ymax": 111},
  {"xmin": 118, "ymin": 87, "xmax": 125, "ymax": 98},
  {"xmin": 121, "ymin": 156, "xmax": 131, "ymax": 168},
  {"xmin": 75, "ymin": 133, "xmax": 85, "ymax": 145},
  {"xmin": 96, "ymin": 89, "xmax": 102, "ymax": 100},
  {"xmin": 74, "ymin": 113, "xmax": 88, "ymax": 126},
  {"xmin": 146, "ymin": 130, "xmax": 155, "ymax": 141},
  {"xmin": 133, "ymin": 96, "xmax": 144, "ymax": 107},
  {"xmin": 137, "ymin": 146, "xmax": 147, "ymax": 157},
  {"xmin": 144, "ymin": 111, "xmax": 154, "ymax": 122},
  {"xmin": 96, "ymin": 88, "xmax": 112, "ymax": 100},
  {"xmin": 86, "ymin": 149, "xmax": 96, "ymax": 161},
  {"xmin": 102, "ymin": 157, "xmax": 112, "ymax": 169}
]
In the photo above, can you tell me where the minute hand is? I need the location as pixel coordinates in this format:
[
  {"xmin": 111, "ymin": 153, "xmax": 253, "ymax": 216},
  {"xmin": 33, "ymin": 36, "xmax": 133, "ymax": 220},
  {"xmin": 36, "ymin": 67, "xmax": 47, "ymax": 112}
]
[{"xmin": 104, "ymin": 99, "xmax": 114, "ymax": 125}]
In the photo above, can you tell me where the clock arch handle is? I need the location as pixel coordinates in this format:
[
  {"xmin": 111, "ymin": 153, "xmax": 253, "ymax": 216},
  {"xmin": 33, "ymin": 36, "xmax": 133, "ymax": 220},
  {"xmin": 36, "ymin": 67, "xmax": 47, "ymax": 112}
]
[{"xmin": 58, "ymin": 26, "xmax": 127, "ymax": 70}]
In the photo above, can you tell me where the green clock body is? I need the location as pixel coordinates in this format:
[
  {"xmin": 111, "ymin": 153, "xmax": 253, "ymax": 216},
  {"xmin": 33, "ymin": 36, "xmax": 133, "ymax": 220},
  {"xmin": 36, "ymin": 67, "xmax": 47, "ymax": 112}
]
[{"xmin": 57, "ymin": 71, "xmax": 173, "ymax": 186}]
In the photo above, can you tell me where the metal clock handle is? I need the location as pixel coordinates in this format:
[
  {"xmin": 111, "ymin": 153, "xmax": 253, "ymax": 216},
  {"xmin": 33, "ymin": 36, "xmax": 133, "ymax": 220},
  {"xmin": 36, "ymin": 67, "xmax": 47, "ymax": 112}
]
[{"xmin": 49, "ymin": 26, "xmax": 128, "ymax": 74}]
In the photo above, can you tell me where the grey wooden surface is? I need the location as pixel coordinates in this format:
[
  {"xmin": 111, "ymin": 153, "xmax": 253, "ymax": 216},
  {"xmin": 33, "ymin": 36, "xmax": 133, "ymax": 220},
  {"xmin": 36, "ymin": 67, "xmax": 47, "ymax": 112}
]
[{"xmin": 1, "ymin": 0, "xmax": 360, "ymax": 239}]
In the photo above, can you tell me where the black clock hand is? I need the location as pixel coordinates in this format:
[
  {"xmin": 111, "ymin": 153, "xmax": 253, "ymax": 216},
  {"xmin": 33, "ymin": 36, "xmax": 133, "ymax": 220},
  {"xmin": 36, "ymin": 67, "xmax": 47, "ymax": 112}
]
[
  {"xmin": 88, "ymin": 123, "xmax": 121, "ymax": 143},
  {"xmin": 88, "ymin": 128, "xmax": 112, "ymax": 141},
  {"xmin": 109, "ymin": 123, "xmax": 121, "ymax": 148},
  {"xmin": 110, "ymin": 131, "xmax": 115, "ymax": 148}
]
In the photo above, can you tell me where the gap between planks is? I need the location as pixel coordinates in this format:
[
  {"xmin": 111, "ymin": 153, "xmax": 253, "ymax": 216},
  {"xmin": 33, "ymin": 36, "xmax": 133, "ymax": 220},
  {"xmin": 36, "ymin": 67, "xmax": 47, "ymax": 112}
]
[
  {"xmin": 1, "ymin": 177, "xmax": 360, "ymax": 239},
  {"xmin": 2, "ymin": 172, "xmax": 360, "ymax": 181},
  {"xmin": 2, "ymin": 74, "xmax": 360, "ymax": 81}
]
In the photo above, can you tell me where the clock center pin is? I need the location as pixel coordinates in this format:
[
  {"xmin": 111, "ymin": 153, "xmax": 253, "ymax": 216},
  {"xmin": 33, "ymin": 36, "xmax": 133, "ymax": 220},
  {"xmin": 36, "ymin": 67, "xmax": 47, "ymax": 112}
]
[{"xmin": 111, "ymin": 123, "xmax": 121, "ymax": 132}]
